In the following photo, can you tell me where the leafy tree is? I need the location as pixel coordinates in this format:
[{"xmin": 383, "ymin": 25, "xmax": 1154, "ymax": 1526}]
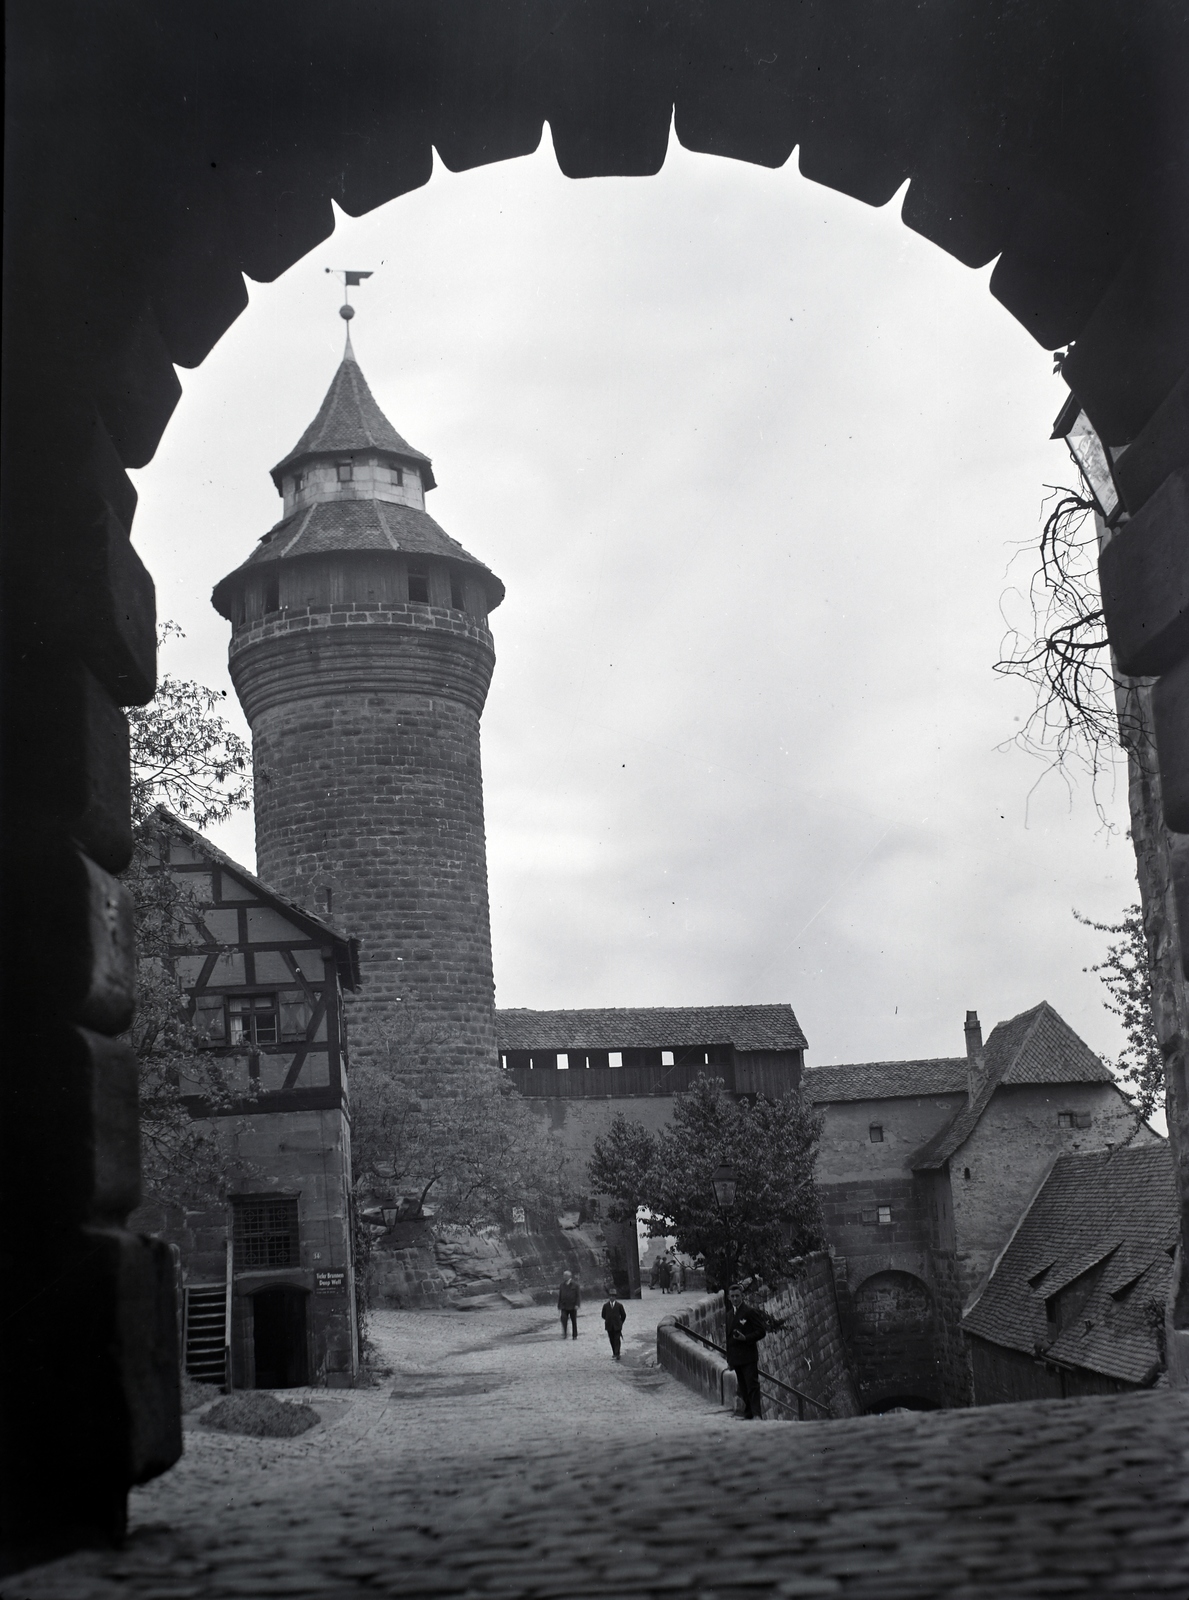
[
  {"xmin": 589, "ymin": 1074, "xmax": 825, "ymax": 1289},
  {"xmin": 124, "ymin": 629, "xmax": 254, "ymax": 1212},
  {"xmin": 350, "ymin": 1002, "xmax": 569, "ymax": 1229},
  {"xmin": 1076, "ymin": 903, "xmax": 1164, "ymax": 1131}
]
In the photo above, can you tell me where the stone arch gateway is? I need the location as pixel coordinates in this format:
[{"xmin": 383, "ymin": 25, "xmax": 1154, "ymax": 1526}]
[{"xmin": 3, "ymin": 0, "xmax": 1188, "ymax": 1565}]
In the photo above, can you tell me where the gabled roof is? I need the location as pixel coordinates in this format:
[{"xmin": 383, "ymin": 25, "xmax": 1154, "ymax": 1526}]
[
  {"xmin": 495, "ymin": 1005, "xmax": 807, "ymax": 1053},
  {"xmin": 913, "ymin": 1003, "xmax": 1115, "ymax": 1171},
  {"xmin": 963, "ymin": 1144, "xmax": 1177, "ymax": 1386},
  {"xmin": 152, "ymin": 810, "xmax": 361, "ymax": 991},
  {"xmin": 806, "ymin": 1058, "xmax": 969, "ymax": 1103},
  {"xmin": 210, "ymin": 498, "xmax": 505, "ymax": 616},
  {"xmin": 270, "ymin": 355, "xmax": 436, "ymax": 490}
]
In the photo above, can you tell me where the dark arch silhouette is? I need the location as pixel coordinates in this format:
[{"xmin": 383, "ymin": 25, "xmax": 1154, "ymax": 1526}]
[
  {"xmin": 3, "ymin": 1, "xmax": 1187, "ymax": 1567},
  {"xmin": 850, "ymin": 1270, "xmax": 942, "ymax": 1413}
]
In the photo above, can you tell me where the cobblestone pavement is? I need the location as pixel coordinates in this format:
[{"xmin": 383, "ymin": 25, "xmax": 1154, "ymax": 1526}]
[{"xmin": 14, "ymin": 1298, "xmax": 1189, "ymax": 1600}]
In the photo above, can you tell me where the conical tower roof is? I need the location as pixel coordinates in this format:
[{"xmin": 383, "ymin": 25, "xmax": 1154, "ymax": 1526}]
[{"xmin": 270, "ymin": 350, "xmax": 437, "ymax": 490}]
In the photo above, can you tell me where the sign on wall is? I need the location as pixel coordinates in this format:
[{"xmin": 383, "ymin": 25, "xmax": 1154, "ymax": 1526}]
[{"xmin": 315, "ymin": 1270, "xmax": 347, "ymax": 1295}]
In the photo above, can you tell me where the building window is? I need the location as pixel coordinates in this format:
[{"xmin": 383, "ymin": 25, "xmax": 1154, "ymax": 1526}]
[
  {"xmin": 963, "ymin": 1167, "xmax": 971, "ymax": 1181},
  {"xmin": 407, "ymin": 565, "xmax": 429, "ymax": 603},
  {"xmin": 293, "ymin": 472, "xmax": 304, "ymax": 492},
  {"xmin": 233, "ymin": 1196, "xmax": 300, "ymax": 1269},
  {"xmin": 869, "ymin": 1124, "xmax": 884, "ymax": 1143},
  {"xmin": 337, "ymin": 460, "xmax": 353, "ymax": 481},
  {"xmin": 450, "ymin": 575, "xmax": 465, "ymax": 610},
  {"xmin": 263, "ymin": 578, "xmax": 279, "ymax": 613},
  {"xmin": 877, "ymin": 1205, "xmax": 892, "ymax": 1225},
  {"xmin": 228, "ymin": 994, "xmax": 279, "ymax": 1046}
]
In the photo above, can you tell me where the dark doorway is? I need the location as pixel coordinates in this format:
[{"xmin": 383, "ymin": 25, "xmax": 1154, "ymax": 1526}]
[{"xmin": 252, "ymin": 1288, "xmax": 309, "ymax": 1388}]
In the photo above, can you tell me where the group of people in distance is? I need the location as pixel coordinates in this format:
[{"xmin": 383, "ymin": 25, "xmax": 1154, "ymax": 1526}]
[{"xmin": 555, "ymin": 1269, "xmax": 769, "ymax": 1418}]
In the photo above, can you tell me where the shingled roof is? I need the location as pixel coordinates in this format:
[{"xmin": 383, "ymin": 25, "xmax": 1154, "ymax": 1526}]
[
  {"xmin": 806, "ymin": 1058, "xmax": 969, "ymax": 1103},
  {"xmin": 211, "ymin": 498, "xmax": 505, "ymax": 614},
  {"xmin": 963, "ymin": 1144, "xmax": 1176, "ymax": 1386},
  {"xmin": 913, "ymin": 1002, "xmax": 1115, "ymax": 1171},
  {"xmin": 270, "ymin": 354, "xmax": 436, "ymax": 489},
  {"xmin": 495, "ymin": 1005, "xmax": 807, "ymax": 1053}
]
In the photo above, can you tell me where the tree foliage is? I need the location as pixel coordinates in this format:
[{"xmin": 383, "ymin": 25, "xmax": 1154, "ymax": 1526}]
[
  {"xmin": 128, "ymin": 624, "xmax": 251, "ymax": 828},
  {"xmin": 350, "ymin": 1003, "xmax": 570, "ymax": 1229},
  {"xmin": 123, "ymin": 630, "xmax": 255, "ymax": 1211},
  {"xmin": 589, "ymin": 1075, "xmax": 825, "ymax": 1288},
  {"xmin": 1076, "ymin": 903, "xmax": 1164, "ymax": 1131}
]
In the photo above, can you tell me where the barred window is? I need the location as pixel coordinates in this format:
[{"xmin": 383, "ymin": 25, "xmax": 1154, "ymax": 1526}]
[{"xmin": 233, "ymin": 1197, "xmax": 300, "ymax": 1269}]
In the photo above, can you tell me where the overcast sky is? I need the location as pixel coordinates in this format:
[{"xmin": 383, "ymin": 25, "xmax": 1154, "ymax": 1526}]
[{"xmin": 130, "ymin": 130, "xmax": 1142, "ymax": 1073}]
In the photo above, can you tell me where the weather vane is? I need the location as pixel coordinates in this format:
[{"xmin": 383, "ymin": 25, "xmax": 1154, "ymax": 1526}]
[{"xmin": 324, "ymin": 269, "xmax": 373, "ymax": 353}]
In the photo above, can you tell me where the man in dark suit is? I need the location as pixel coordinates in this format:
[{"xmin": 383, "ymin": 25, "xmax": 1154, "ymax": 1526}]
[
  {"xmin": 558, "ymin": 1271, "xmax": 581, "ymax": 1338},
  {"xmin": 725, "ymin": 1283, "xmax": 768, "ymax": 1419},
  {"xmin": 601, "ymin": 1296, "xmax": 627, "ymax": 1360}
]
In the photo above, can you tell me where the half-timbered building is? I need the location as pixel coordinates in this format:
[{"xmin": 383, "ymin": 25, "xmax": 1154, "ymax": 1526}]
[{"xmin": 138, "ymin": 812, "xmax": 362, "ymax": 1390}]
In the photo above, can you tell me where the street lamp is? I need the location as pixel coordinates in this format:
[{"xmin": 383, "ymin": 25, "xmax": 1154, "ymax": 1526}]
[{"xmin": 711, "ymin": 1163, "xmax": 738, "ymax": 1286}]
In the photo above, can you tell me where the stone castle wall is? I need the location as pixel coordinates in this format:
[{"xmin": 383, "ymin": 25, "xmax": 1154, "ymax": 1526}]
[{"xmin": 231, "ymin": 607, "xmax": 498, "ymax": 1074}]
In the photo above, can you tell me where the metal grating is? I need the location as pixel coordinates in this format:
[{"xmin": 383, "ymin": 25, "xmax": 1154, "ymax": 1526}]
[{"xmin": 233, "ymin": 1196, "xmax": 300, "ymax": 1269}]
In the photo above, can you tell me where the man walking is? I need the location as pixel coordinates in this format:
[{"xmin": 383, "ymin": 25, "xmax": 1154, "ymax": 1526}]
[
  {"xmin": 725, "ymin": 1282, "xmax": 768, "ymax": 1419},
  {"xmin": 601, "ymin": 1296, "xmax": 627, "ymax": 1361},
  {"xmin": 558, "ymin": 1270, "xmax": 581, "ymax": 1339}
]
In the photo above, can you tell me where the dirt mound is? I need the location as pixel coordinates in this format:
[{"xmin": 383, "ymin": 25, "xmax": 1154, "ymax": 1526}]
[
  {"xmin": 201, "ymin": 1391, "xmax": 320, "ymax": 1438},
  {"xmin": 180, "ymin": 1373, "xmax": 222, "ymax": 1414}
]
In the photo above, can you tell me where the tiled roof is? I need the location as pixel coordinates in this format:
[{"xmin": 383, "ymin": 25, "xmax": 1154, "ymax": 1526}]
[
  {"xmin": 271, "ymin": 356, "xmax": 436, "ymax": 489},
  {"xmin": 913, "ymin": 1003, "xmax": 1114, "ymax": 1170},
  {"xmin": 963, "ymin": 1143, "xmax": 1177, "ymax": 1385},
  {"xmin": 152, "ymin": 810, "xmax": 361, "ymax": 991},
  {"xmin": 495, "ymin": 1005, "xmax": 807, "ymax": 1053},
  {"xmin": 806, "ymin": 1059, "xmax": 969, "ymax": 1103}
]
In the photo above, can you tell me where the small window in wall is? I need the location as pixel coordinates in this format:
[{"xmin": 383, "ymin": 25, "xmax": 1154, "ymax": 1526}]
[
  {"xmin": 869, "ymin": 1124, "xmax": 884, "ymax": 1143},
  {"xmin": 557, "ymin": 1053, "xmax": 570, "ymax": 1070},
  {"xmin": 263, "ymin": 578, "xmax": 279, "ymax": 613},
  {"xmin": 877, "ymin": 1205, "xmax": 892, "ymax": 1226},
  {"xmin": 293, "ymin": 472, "xmax": 304, "ymax": 492},
  {"xmin": 391, "ymin": 465, "xmax": 404, "ymax": 485},
  {"xmin": 233, "ymin": 1196, "xmax": 299, "ymax": 1269},
  {"xmin": 337, "ymin": 459, "xmax": 353, "ymax": 481},
  {"xmin": 1057, "ymin": 1111, "xmax": 1090, "ymax": 1129},
  {"xmin": 963, "ymin": 1167, "xmax": 972, "ymax": 1181},
  {"xmin": 407, "ymin": 565, "xmax": 429, "ymax": 603},
  {"xmin": 609, "ymin": 1051, "xmax": 623, "ymax": 1068},
  {"xmin": 228, "ymin": 994, "xmax": 279, "ymax": 1046},
  {"xmin": 450, "ymin": 576, "xmax": 465, "ymax": 610}
]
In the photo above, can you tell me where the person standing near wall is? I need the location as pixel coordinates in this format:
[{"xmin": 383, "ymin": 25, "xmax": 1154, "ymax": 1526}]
[
  {"xmin": 725, "ymin": 1284, "xmax": 768, "ymax": 1419},
  {"xmin": 601, "ymin": 1296, "xmax": 627, "ymax": 1361},
  {"xmin": 558, "ymin": 1271, "xmax": 581, "ymax": 1339}
]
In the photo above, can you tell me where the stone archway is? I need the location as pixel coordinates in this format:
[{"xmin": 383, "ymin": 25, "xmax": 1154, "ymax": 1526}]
[
  {"xmin": 3, "ymin": 1, "xmax": 1187, "ymax": 1565},
  {"xmin": 850, "ymin": 1270, "xmax": 942, "ymax": 1412}
]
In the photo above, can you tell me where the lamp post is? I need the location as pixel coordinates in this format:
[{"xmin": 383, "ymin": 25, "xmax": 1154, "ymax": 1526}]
[
  {"xmin": 711, "ymin": 1162, "xmax": 738, "ymax": 1289},
  {"xmin": 1051, "ymin": 393, "xmax": 1123, "ymax": 523}
]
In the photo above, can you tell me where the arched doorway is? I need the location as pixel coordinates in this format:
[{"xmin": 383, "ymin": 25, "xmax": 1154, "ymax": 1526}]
[
  {"xmin": 251, "ymin": 1287, "xmax": 310, "ymax": 1389},
  {"xmin": 851, "ymin": 1270, "xmax": 940, "ymax": 1412}
]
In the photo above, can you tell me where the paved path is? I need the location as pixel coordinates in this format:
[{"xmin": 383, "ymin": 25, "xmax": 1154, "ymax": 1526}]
[{"xmin": 14, "ymin": 1298, "xmax": 1189, "ymax": 1599}]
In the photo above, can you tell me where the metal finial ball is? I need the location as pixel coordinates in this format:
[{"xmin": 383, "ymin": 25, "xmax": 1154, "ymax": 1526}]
[{"xmin": 340, "ymin": 303, "xmax": 355, "ymax": 320}]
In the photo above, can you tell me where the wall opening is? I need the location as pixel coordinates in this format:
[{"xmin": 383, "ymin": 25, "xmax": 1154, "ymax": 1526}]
[{"xmin": 252, "ymin": 1286, "xmax": 309, "ymax": 1388}]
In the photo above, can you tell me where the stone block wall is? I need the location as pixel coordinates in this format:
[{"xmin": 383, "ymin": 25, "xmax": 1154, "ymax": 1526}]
[
  {"xmin": 230, "ymin": 610, "xmax": 498, "ymax": 1078},
  {"xmin": 657, "ymin": 1253, "xmax": 860, "ymax": 1420}
]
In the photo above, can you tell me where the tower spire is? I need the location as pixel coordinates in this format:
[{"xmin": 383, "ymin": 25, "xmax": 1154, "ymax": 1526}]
[{"xmin": 325, "ymin": 266, "xmax": 373, "ymax": 362}]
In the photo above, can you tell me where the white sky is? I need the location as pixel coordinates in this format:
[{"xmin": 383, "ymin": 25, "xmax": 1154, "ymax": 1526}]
[{"xmin": 130, "ymin": 131, "xmax": 1141, "ymax": 1073}]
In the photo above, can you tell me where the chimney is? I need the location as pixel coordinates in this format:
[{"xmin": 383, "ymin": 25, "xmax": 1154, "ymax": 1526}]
[{"xmin": 965, "ymin": 1010, "xmax": 985, "ymax": 1104}]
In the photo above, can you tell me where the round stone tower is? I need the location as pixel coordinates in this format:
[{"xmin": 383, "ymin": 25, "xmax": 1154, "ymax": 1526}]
[{"xmin": 212, "ymin": 327, "xmax": 504, "ymax": 1075}]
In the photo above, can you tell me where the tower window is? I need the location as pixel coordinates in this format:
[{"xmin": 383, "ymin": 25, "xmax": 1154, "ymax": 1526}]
[
  {"xmin": 877, "ymin": 1206, "xmax": 892, "ymax": 1225},
  {"xmin": 407, "ymin": 565, "xmax": 429, "ymax": 603},
  {"xmin": 388, "ymin": 465, "xmax": 404, "ymax": 486},
  {"xmin": 450, "ymin": 575, "xmax": 465, "ymax": 610},
  {"xmin": 337, "ymin": 459, "xmax": 354, "ymax": 481},
  {"xmin": 293, "ymin": 472, "xmax": 304, "ymax": 492},
  {"xmin": 869, "ymin": 1124, "xmax": 884, "ymax": 1143},
  {"xmin": 228, "ymin": 994, "xmax": 279, "ymax": 1046},
  {"xmin": 233, "ymin": 1196, "xmax": 299, "ymax": 1269},
  {"xmin": 263, "ymin": 578, "xmax": 279, "ymax": 613}
]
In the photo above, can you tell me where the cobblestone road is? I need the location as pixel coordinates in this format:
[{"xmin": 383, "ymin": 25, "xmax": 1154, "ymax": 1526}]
[{"xmin": 14, "ymin": 1297, "xmax": 1189, "ymax": 1600}]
